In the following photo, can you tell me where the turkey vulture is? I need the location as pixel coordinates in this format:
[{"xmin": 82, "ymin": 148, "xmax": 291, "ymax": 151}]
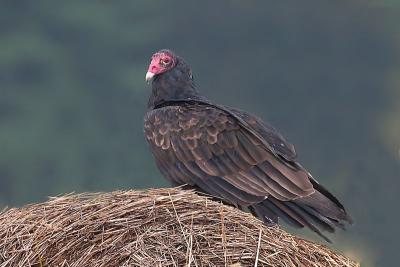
[{"xmin": 144, "ymin": 49, "xmax": 352, "ymax": 242}]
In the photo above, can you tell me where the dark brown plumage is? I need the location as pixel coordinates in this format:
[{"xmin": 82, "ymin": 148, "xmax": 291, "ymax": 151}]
[{"xmin": 144, "ymin": 49, "xmax": 352, "ymax": 242}]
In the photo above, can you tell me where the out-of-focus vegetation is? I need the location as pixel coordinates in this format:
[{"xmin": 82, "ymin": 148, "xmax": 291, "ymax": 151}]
[{"xmin": 0, "ymin": 1, "xmax": 399, "ymax": 266}]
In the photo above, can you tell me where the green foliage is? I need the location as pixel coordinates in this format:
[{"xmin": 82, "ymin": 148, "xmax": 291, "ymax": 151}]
[{"xmin": 0, "ymin": 1, "xmax": 399, "ymax": 266}]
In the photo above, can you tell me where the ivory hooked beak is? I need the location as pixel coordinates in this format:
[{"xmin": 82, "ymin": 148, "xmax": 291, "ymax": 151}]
[{"xmin": 145, "ymin": 71, "xmax": 155, "ymax": 83}]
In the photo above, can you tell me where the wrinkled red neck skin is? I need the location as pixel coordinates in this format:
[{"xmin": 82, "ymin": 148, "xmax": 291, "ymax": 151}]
[{"xmin": 147, "ymin": 51, "xmax": 176, "ymax": 75}]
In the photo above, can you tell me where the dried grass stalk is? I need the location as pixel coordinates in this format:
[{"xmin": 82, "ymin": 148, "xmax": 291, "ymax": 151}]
[{"xmin": 0, "ymin": 188, "xmax": 358, "ymax": 267}]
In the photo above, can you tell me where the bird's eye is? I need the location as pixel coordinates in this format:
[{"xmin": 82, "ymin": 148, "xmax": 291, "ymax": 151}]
[{"xmin": 160, "ymin": 58, "xmax": 171, "ymax": 67}]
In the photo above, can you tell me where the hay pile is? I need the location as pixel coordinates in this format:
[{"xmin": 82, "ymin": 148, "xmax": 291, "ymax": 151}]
[{"xmin": 0, "ymin": 188, "xmax": 358, "ymax": 267}]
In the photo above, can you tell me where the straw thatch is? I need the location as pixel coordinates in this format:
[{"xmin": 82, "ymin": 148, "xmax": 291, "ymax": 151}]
[{"xmin": 0, "ymin": 188, "xmax": 358, "ymax": 267}]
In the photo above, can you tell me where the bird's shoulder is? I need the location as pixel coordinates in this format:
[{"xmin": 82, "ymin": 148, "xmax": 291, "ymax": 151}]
[
  {"xmin": 144, "ymin": 103, "xmax": 238, "ymax": 149},
  {"xmin": 144, "ymin": 103, "xmax": 233, "ymax": 128}
]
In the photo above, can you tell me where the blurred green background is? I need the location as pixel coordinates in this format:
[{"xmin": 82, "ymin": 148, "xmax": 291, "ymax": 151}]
[{"xmin": 1, "ymin": 1, "xmax": 399, "ymax": 266}]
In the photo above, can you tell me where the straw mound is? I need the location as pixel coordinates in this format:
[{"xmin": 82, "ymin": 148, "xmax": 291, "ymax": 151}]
[{"xmin": 0, "ymin": 188, "xmax": 358, "ymax": 267}]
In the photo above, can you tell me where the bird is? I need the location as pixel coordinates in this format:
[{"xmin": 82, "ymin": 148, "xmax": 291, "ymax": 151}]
[{"xmin": 143, "ymin": 49, "xmax": 352, "ymax": 242}]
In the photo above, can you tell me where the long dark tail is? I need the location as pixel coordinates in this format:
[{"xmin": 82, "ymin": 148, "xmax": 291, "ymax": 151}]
[{"xmin": 249, "ymin": 179, "xmax": 353, "ymax": 242}]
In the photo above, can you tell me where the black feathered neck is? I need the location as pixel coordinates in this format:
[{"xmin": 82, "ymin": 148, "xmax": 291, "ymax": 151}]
[{"xmin": 147, "ymin": 58, "xmax": 207, "ymax": 110}]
